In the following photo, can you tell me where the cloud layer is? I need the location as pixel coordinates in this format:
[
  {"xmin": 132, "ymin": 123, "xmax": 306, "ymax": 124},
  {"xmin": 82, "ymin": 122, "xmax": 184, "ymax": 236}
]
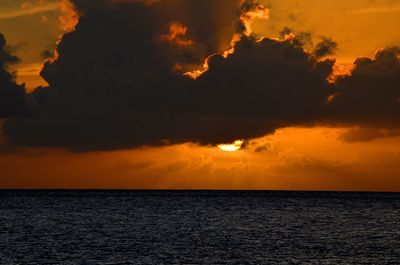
[{"xmin": 1, "ymin": 0, "xmax": 400, "ymax": 151}]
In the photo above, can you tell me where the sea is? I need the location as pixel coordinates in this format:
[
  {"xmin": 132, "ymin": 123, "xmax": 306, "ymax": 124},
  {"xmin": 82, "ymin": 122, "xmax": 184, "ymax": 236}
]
[{"xmin": 0, "ymin": 190, "xmax": 399, "ymax": 264}]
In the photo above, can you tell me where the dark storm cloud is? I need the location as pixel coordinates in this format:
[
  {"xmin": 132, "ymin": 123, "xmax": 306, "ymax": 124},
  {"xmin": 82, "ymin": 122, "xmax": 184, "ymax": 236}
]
[
  {"xmin": 188, "ymin": 37, "xmax": 334, "ymax": 142},
  {"xmin": 3, "ymin": 0, "xmax": 334, "ymax": 151},
  {"xmin": 0, "ymin": 33, "xmax": 27, "ymax": 118},
  {"xmin": 2, "ymin": 0, "xmax": 400, "ymax": 151},
  {"xmin": 72, "ymin": 0, "xmax": 243, "ymax": 63},
  {"xmin": 331, "ymin": 47, "xmax": 400, "ymax": 127},
  {"xmin": 4, "ymin": 37, "xmax": 334, "ymax": 151}
]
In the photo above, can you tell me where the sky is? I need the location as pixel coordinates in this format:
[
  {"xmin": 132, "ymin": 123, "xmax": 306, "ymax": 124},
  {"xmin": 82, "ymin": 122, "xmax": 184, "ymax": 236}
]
[{"xmin": 0, "ymin": 0, "xmax": 400, "ymax": 190}]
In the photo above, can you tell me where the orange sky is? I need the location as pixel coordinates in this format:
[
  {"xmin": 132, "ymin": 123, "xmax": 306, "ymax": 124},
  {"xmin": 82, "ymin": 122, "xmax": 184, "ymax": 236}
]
[
  {"xmin": 0, "ymin": 0, "xmax": 400, "ymax": 190},
  {"xmin": 1, "ymin": 127, "xmax": 400, "ymax": 191}
]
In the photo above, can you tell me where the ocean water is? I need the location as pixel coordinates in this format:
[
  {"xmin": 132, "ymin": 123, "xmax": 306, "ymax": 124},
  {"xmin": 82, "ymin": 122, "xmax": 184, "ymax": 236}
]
[{"xmin": 0, "ymin": 191, "xmax": 399, "ymax": 264}]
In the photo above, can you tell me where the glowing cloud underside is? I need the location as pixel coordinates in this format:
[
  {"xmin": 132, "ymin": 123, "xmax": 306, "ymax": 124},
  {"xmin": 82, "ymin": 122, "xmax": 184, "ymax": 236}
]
[{"xmin": 218, "ymin": 140, "xmax": 244, "ymax": 152}]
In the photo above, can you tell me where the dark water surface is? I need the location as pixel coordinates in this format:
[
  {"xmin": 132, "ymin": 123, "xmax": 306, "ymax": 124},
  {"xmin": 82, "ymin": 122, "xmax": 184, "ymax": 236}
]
[{"xmin": 0, "ymin": 190, "xmax": 399, "ymax": 264}]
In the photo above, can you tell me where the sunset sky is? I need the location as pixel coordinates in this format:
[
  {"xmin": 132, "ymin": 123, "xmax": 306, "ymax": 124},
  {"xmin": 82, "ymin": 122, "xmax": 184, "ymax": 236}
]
[{"xmin": 1, "ymin": 0, "xmax": 400, "ymax": 190}]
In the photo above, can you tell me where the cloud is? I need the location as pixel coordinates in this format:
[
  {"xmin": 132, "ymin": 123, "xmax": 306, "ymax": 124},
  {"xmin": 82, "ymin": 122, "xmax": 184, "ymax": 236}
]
[
  {"xmin": 278, "ymin": 28, "xmax": 337, "ymax": 59},
  {"xmin": 2, "ymin": 0, "xmax": 400, "ymax": 152},
  {"xmin": 349, "ymin": 6, "xmax": 400, "ymax": 15},
  {"xmin": 0, "ymin": 1, "xmax": 59, "ymax": 20},
  {"xmin": 0, "ymin": 33, "xmax": 28, "ymax": 118},
  {"xmin": 338, "ymin": 127, "xmax": 400, "ymax": 143},
  {"xmin": 69, "ymin": 0, "xmax": 243, "ymax": 59},
  {"xmin": 4, "ymin": 35, "xmax": 334, "ymax": 151},
  {"xmin": 58, "ymin": 0, "xmax": 79, "ymax": 33},
  {"xmin": 312, "ymin": 37, "xmax": 338, "ymax": 59},
  {"xmin": 15, "ymin": 63, "xmax": 44, "ymax": 78},
  {"xmin": 331, "ymin": 47, "xmax": 400, "ymax": 127}
]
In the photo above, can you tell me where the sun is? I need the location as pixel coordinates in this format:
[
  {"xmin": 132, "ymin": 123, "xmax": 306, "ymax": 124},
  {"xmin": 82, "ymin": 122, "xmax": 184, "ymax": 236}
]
[{"xmin": 218, "ymin": 140, "xmax": 244, "ymax": 152}]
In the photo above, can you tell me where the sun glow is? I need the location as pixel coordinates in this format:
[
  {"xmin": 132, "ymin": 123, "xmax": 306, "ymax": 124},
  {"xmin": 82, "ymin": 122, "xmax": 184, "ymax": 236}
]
[{"xmin": 218, "ymin": 140, "xmax": 244, "ymax": 152}]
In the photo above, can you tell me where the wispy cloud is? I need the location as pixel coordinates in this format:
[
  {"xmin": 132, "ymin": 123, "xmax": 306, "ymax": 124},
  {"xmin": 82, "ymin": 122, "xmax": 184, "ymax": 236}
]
[
  {"xmin": 350, "ymin": 6, "xmax": 400, "ymax": 15},
  {"xmin": 16, "ymin": 63, "xmax": 44, "ymax": 77},
  {"xmin": 0, "ymin": 2, "xmax": 59, "ymax": 20}
]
